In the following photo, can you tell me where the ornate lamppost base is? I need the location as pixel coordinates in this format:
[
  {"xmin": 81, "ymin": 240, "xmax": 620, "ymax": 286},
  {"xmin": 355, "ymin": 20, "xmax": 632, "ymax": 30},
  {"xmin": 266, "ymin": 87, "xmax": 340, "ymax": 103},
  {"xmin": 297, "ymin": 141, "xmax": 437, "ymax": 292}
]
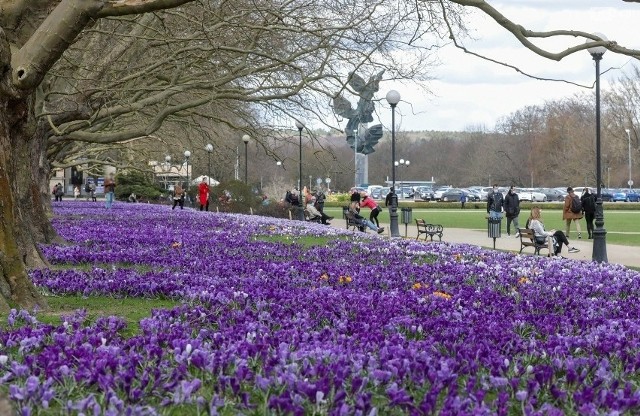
[
  {"xmin": 592, "ymin": 198, "xmax": 608, "ymax": 262},
  {"xmin": 389, "ymin": 193, "xmax": 400, "ymax": 237}
]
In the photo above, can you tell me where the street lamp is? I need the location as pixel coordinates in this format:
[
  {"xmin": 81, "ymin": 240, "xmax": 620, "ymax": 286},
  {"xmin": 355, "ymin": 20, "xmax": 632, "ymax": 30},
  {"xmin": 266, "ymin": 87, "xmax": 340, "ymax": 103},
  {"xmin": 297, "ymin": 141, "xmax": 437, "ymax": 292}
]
[
  {"xmin": 587, "ymin": 33, "xmax": 608, "ymax": 263},
  {"xmin": 242, "ymin": 135, "xmax": 250, "ymax": 184},
  {"xmin": 184, "ymin": 150, "xmax": 191, "ymax": 186},
  {"xmin": 386, "ymin": 90, "xmax": 401, "ymax": 237},
  {"xmin": 626, "ymin": 128, "xmax": 633, "ymax": 190},
  {"xmin": 295, "ymin": 120, "xmax": 305, "ymax": 221},
  {"xmin": 295, "ymin": 121, "xmax": 304, "ymax": 191},
  {"xmin": 205, "ymin": 143, "xmax": 213, "ymax": 186},
  {"xmin": 184, "ymin": 150, "xmax": 191, "ymax": 207}
]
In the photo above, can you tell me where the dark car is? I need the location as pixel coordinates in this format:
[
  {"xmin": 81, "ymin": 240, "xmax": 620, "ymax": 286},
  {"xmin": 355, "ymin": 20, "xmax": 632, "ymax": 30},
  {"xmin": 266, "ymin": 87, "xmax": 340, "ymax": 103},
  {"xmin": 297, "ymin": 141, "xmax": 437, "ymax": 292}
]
[
  {"xmin": 440, "ymin": 188, "xmax": 478, "ymax": 202},
  {"xmin": 540, "ymin": 188, "xmax": 566, "ymax": 202},
  {"xmin": 600, "ymin": 188, "xmax": 614, "ymax": 202}
]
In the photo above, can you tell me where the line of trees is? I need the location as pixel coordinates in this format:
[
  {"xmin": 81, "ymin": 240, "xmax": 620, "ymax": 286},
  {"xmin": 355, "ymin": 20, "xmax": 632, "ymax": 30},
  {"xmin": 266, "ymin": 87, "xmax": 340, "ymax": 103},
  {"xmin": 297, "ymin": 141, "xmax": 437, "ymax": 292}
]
[{"xmin": 3, "ymin": 0, "xmax": 640, "ymax": 308}]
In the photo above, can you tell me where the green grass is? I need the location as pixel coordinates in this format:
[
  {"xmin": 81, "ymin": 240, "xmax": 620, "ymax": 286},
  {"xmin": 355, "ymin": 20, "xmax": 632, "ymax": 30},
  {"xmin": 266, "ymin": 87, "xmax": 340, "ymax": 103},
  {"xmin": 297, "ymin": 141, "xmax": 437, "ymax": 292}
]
[
  {"xmin": 35, "ymin": 295, "xmax": 181, "ymax": 337},
  {"xmin": 323, "ymin": 207, "xmax": 640, "ymax": 246}
]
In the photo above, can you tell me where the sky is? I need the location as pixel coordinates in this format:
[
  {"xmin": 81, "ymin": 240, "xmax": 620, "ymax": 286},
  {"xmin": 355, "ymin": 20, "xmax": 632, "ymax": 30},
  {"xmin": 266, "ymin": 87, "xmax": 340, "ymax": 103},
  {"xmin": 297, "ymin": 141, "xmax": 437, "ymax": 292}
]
[{"xmin": 382, "ymin": 0, "xmax": 640, "ymax": 132}]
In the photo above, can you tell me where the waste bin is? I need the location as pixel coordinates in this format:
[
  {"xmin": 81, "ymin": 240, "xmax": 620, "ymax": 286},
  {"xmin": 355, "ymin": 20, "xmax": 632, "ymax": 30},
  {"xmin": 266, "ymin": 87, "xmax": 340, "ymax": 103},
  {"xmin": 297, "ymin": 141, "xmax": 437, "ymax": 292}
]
[
  {"xmin": 401, "ymin": 207, "xmax": 413, "ymax": 237},
  {"xmin": 487, "ymin": 216, "xmax": 502, "ymax": 249}
]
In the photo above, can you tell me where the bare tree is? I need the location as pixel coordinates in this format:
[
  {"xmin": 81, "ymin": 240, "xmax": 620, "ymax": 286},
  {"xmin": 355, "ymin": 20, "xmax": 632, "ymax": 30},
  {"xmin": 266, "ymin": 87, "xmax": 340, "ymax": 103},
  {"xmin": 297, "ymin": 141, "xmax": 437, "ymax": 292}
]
[{"xmin": 0, "ymin": 0, "xmax": 467, "ymax": 308}]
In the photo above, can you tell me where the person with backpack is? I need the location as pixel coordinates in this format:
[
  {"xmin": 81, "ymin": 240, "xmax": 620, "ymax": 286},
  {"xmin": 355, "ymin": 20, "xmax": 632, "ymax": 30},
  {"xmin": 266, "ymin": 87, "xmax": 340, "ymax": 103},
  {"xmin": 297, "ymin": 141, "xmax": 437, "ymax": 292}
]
[
  {"xmin": 563, "ymin": 187, "xmax": 583, "ymax": 239},
  {"xmin": 580, "ymin": 187, "xmax": 596, "ymax": 239}
]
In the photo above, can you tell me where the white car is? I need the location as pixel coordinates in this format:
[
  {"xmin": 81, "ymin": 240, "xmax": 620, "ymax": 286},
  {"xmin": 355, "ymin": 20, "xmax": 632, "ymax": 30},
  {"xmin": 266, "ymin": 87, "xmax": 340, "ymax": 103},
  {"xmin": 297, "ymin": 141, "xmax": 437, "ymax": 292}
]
[{"xmin": 516, "ymin": 188, "xmax": 547, "ymax": 202}]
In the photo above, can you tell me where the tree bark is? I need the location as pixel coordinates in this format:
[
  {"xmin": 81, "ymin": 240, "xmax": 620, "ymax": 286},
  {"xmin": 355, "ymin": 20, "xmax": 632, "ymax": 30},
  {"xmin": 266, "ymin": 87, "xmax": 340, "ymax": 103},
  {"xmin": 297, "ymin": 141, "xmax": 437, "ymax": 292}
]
[{"xmin": 0, "ymin": 95, "xmax": 47, "ymax": 312}]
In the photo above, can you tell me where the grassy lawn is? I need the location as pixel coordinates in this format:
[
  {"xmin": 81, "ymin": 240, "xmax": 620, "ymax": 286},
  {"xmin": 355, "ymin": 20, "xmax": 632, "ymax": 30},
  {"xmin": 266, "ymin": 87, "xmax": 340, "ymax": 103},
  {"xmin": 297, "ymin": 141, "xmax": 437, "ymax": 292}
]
[
  {"xmin": 34, "ymin": 295, "xmax": 181, "ymax": 337},
  {"xmin": 323, "ymin": 206, "xmax": 640, "ymax": 246}
]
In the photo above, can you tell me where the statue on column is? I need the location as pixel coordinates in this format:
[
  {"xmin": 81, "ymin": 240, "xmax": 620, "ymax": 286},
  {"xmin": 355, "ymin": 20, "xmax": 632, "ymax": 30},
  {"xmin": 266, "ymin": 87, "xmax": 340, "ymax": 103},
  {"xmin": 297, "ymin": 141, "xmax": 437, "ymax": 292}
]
[{"xmin": 332, "ymin": 70, "xmax": 385, "ymax": 155}]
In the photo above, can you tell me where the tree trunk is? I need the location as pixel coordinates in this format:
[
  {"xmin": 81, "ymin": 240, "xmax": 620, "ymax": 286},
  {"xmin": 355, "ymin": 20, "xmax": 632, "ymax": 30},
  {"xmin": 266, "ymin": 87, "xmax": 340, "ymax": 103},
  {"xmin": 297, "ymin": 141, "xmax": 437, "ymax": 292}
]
[{"xmin": 0, "ymin": 95, "xmax": 47, "ymax": 312}]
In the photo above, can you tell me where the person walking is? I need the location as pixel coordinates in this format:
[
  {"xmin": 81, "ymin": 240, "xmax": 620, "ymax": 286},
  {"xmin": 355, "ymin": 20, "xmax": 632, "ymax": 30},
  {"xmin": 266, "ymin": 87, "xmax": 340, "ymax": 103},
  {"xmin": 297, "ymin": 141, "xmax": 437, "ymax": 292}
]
[
  {"xmin": 89, "ymin": 182, "xmax": 97, "ymax": 202},
  {"xmin": 487, "ymin": 184, "xmax": 504, "ymax": 219},
  {"xmin": 504, "ymin": 186, "xmax": 521, "ymax": 237},
  {"xmin": 360, "ymin": 192, "xmax": 382, "ymax": 227},
  {"xmin": 198, "ymin": 179, "xmax": 210, "ymax": 211},
  {"xmin": 54, "ymin": 183, "xmax": 64, "ymax": 201},
  {"xmin": 73, "ymin": 186, "xmax": 80, "ymax": 199},
  {"xmin": 563, "ymin": 187, "xmax": 583, "ymax": 239},
  {"xmin": 459, "ymin": 192, "xmax": 466, "ymax": 209},
  {"xmin": 172, "ymin": 184, "xmax": 185, "ymax": 210},
  {"xmin": 580, "ymin": 187, "xmax": 596, "ymax": 239},
  {"xmin": 104, "ymin": 174, "xmax": 116, "ymax": 209}
]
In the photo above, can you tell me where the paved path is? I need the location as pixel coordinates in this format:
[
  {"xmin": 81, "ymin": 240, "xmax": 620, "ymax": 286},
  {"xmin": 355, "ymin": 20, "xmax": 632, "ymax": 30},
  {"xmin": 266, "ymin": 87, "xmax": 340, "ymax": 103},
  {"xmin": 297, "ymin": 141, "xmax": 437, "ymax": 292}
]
[{"xmin": 331, "ymin": 220, "xmax": 640, "ymax": 269}]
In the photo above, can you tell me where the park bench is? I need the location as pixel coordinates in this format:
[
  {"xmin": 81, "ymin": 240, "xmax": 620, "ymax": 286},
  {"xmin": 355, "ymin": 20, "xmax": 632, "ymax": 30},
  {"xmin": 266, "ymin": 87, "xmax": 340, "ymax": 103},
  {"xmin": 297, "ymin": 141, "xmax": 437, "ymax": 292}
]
[
  {"xmin": 304, "ymin": 209, "xmax": 322, "ymax": 223},
  {"xmin": 518, "ymin": 228, "xmax": 552, "ymax": 257},
  {"xmin": 342, "ymin": 207, "xmax": 366, "ymax": 232},
  {"xmin": 415, "ymin": 219, "xmax": 444, "ymax": 241}
]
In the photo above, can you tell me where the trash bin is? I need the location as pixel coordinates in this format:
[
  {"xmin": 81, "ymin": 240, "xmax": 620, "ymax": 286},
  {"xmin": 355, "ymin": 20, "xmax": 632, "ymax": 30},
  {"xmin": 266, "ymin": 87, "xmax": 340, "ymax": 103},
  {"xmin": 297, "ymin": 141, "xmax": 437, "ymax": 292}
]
[
  {"xmin": 401, "ymin": 207, "xmax": 413, "ymax": 224},
  {"xmin": 401, "ymin": 207, "xmax": 412, "ymax": 237},
  {"xmin": 488, "ymin": 216, "xmax": 502, "ymax": 249}
]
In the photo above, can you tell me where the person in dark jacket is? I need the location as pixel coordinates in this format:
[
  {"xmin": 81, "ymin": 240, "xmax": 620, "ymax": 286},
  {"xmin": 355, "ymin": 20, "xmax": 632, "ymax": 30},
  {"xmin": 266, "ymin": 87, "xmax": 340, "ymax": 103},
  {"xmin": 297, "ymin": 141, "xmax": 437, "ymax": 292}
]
[
  {"xmin": 385, "ymin": 187, "xmax": 395, "ymax": 207},
  {"xmin": 580, "ymin": 187, "xmax": 596, "ymax": 239},
  {"xmin": 504, "ymin": 186, "xmax": 521, "ymax": 237},
  {"xmin": 487, "ymin": 184, "xmax": 504, "ymax": 219}
]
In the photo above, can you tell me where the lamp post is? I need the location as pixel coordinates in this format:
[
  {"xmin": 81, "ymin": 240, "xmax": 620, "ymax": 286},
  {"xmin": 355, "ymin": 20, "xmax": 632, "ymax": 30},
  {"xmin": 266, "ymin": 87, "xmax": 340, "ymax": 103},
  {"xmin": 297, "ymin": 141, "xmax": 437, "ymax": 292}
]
[
  {"xmin": 295, "ymin": 121, "xmax": 304, "ymax": 191},
  {"xmin": 587, "ymin": 33, "xmax": 608, "ymax": 263},
  {"xmin": 242, "ymin": 135, "xmax": 250, "ymax": 184},
  {"xmin": 295, "ymin": 120, "xmax": 305, "ymax": 221},
  {"xmin": 626, "ymin": 128, "xmax": 633, "ymax": 190},
  {"xmin": 386, "ymin": 90, "xmax": 401, "ymax": 237},
  {"xmin": 184, "ymin": 150, "xmax": 191, "ymax": 185},
  {"xmin": 184, "ymin": 150, "xmax": 191, "ymax": 207},
  {"xmin": 205, "ymin": 143, "xmax": 213, "ymax": 186},
  {"xmin": 163, "ymin": 155, "xmax": 172, "ymax": 189}
]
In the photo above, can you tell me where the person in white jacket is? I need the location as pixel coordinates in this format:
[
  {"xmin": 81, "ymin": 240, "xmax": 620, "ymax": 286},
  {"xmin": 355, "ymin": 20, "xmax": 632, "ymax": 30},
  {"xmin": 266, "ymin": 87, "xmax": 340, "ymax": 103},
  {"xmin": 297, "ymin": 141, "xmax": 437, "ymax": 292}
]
[{"xmin": 527, "ymin": 206, "xmax": 579, "ymax": 256}]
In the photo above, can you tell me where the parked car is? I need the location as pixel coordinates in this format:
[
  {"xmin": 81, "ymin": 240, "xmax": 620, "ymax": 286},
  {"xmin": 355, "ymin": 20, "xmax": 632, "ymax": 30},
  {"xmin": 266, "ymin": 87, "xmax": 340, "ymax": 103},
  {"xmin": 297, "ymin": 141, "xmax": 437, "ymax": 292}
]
[
  {"xmin": 540, "ymin": 187, "xmax": 566, "ymax": 202},
  {"xmin": 611, "ymin": 188, "xmax": 640, "ymax": 202},
  {"xmin": 628, "ymin": 189, "xmax": 640, "ymax": 202},
  {"xmin": 416, "ymin": 186, "xmax": 434, "ymax": 201},
  {"xmin": 433, "ymin": 186, "xmax": 452, "ymax": 201},
  {"xmin": 612, "ymin": 189, "xmax": 628, "ymax": 202},
  {"xmin": 516, "ymin": 188, "xmax": 547, "ymax": 202},
  {"xmin": 440, "ymin": 188, "xmax": 478, "ymax": 202},
  {"xmin": 400, "ymin": 186, "xmax": 414, "ymax": 199},
  {"xmin": 601, "ymin": 188, "xmax": 614, "ymax": 202}
]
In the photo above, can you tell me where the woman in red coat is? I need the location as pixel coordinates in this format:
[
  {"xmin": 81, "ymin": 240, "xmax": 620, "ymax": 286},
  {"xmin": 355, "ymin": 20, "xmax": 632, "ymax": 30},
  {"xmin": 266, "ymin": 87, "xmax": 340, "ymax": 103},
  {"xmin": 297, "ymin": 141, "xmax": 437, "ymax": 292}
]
[
  {"xmin": 359, "ymin": 192, "xmax": 382, "ymax": 227},
  {"xmin": 198, "ymin": 179, "xmax": 210, "ymax": 211}
]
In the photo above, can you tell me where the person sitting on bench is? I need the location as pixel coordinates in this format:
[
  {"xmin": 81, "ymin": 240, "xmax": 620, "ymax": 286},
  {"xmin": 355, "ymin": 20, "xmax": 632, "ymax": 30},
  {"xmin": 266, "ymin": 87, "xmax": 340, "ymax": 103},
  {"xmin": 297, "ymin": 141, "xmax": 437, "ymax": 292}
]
[
  {"xmin": 348, "ymin": 201, "xmax": 385, "ymax": 234},
  {"xmin": 306, "ymin": 196, "xmax": 333, "ymax": 224},
  {"xmin": 527, "ymin": 206, "xmax": 579, "ymax": 256}
]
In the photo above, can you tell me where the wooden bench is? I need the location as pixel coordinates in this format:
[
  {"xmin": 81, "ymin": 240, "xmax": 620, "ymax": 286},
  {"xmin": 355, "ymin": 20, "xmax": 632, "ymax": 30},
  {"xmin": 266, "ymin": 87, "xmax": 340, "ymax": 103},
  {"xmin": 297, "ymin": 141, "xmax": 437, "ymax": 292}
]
[
  {"xmin": 415, "ymin": 219, "xmax": 444, "ymax": 241},
  {"xmin": 304, "ymin": 209, "xmax": 322, "ymax": 223},
  {"xmin": 518, "ymin": 228, "xmax": 552, "ymax": 257},
  {"xmin": 343, "ymin": 208, "xmax": 366, "ymax": 232}
]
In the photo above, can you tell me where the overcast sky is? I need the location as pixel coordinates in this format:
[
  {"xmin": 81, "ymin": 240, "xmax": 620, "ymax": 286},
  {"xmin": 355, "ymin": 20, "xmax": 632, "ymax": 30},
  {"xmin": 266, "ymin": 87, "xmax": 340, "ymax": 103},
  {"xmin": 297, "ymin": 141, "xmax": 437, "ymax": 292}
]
[{"xmin": 381, "ymin": 1, "xmax": 640, "ymax": 132}]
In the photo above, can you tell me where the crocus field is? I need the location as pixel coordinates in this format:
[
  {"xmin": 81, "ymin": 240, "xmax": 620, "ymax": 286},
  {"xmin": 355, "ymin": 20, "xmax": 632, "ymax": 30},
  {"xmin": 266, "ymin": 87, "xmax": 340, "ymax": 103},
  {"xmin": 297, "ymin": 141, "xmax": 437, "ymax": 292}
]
[{"xmin": 2, "ymin": 202, "xmax": 640, "ymax": 415}]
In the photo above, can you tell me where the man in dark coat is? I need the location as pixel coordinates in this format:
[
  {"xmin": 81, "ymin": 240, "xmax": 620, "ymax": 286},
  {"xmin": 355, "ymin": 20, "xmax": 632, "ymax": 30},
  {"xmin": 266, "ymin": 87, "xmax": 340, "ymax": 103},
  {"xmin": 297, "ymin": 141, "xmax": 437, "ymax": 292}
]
[
  {"xmin": 487, "ymin": 184, "xmax": 504, "ymax": 219},
  {"xmin": 504, "ymin": 186, "xmax": 521, "ymax": 236}
]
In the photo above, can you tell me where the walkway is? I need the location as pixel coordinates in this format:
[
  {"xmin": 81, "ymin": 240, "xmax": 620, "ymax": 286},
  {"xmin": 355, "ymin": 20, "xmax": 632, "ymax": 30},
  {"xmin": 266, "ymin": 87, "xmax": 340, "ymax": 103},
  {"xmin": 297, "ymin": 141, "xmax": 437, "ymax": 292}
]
[{"xmin": 332, "ymin": 221, "xmax": 640, "ymax": 269}]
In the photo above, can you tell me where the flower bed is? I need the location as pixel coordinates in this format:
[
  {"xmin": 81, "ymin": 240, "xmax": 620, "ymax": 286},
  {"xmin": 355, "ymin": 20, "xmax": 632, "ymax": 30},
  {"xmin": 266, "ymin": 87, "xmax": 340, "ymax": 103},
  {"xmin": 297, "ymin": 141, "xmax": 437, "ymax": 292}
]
[{"xmin": 2, "ymin": 202, "xmax": 640, "ymax": 414}]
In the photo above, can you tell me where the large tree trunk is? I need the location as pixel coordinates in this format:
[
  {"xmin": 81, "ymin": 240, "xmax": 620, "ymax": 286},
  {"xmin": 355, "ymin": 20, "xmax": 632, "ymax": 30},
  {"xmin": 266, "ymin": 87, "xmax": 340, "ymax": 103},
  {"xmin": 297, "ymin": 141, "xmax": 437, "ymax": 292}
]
[{"xmin": 0, "ymin": 95, "xmax": 47, "ymax": 312}]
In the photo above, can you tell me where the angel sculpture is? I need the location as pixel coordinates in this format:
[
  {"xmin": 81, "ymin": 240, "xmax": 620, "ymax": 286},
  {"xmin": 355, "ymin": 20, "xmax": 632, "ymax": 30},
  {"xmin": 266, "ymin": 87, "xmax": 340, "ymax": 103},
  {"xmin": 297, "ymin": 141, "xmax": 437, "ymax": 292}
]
[{"xmin": 333, "ymin": 70, "xmax": 385, "ymax": 155}]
